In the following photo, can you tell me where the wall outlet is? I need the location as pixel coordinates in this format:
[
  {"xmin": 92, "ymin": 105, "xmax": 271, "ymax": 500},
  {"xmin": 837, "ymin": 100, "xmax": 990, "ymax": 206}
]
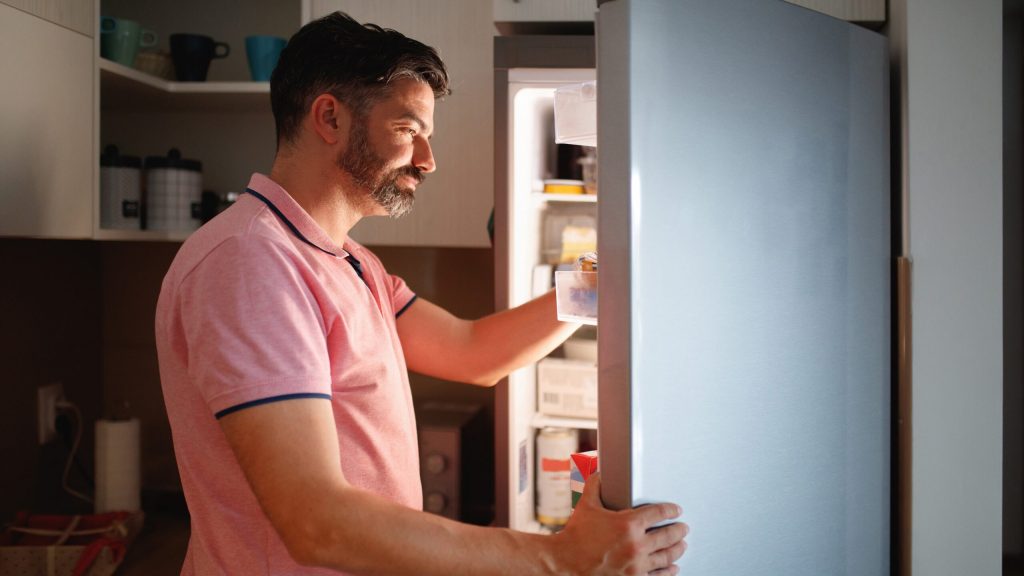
[{"xmin": 37, "ymin": 383, "xmax": 64, "ymax": 445}]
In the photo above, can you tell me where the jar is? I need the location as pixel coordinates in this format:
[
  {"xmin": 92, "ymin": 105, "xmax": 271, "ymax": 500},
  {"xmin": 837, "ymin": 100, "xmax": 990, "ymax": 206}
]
[
  {"xmin": 144, "ymin": 148, "xmax": 203, "ymax": 231},
  {"xmin": 100, "ymin": 145, "xmax": 142, "ymax": 230},
  {"xmin": 536, "ymin": 427, "xmax": 578, "ymax": 530}
]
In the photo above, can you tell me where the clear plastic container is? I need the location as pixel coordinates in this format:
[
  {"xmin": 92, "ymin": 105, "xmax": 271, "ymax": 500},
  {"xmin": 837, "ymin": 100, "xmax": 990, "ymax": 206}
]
[
  {"xmin": 555, "ymin": 271, "xmax": 597, "ymax": 325},
  {"xmin": 553, "ymin": 82, "xmax": 597, "ymax": 147}
]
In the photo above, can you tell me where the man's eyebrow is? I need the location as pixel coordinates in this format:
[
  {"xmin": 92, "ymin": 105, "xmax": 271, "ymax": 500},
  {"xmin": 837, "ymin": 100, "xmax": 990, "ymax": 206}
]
[{"xmin": 399, "ymin": 113, "xmax": 432, "ymax": 137}]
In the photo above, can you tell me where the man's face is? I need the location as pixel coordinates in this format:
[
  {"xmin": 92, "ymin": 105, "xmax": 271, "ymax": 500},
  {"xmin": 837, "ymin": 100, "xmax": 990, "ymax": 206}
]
[{"xmin": 337, "ymin": 78, "xmax": 436, "ymax": 218}]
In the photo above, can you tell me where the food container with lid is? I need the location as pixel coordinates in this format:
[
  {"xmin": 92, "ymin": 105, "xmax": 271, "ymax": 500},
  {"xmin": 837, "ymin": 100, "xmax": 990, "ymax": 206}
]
[
  {"xmin": 555, "ymin": 271, "xmax": 597, "ymax": 325},
  {"xmin": 100, "ymin": 145, "xmax": 142, "ymax": 230},
  {"xmin": 144, "ymin": 148, "xmax": 202, "ymax": 231}
]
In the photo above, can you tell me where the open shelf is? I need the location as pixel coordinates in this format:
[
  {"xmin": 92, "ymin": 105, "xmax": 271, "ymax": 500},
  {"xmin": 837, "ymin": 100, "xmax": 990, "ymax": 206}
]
[{"xmin": 100, "ymin": 58, "xmax": 271, "ymax": 113}]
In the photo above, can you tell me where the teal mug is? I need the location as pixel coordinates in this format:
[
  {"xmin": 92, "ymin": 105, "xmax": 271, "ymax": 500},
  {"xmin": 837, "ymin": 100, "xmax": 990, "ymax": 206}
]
[
  {"xmin": 245, "ymin": 36, "xmax": 287, "ymax": 82},
  {"xmin": 100, "ymin": 17, "xmax": 158, "ymax": 68}
]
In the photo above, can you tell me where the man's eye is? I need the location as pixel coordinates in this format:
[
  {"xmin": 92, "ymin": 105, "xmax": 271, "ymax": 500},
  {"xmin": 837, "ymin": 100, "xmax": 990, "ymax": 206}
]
[{"xmin": 403, "ymin": 128, "xmax": 417, "ymax": 137}]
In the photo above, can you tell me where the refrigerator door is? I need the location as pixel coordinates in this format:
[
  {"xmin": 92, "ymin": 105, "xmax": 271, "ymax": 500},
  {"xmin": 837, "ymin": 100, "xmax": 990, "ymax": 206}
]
[{"xmin": 597, "ymin": 1, "xmax": 890, "ymax": 575}]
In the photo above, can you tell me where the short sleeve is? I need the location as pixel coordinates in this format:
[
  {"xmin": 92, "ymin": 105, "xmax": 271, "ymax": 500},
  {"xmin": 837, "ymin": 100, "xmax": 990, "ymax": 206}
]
[
  {"xmin": 178, "ymin": 235, "xmax": 332, "ymax": 417},
  {"xmin": 388, "ymin": 273, "xmax": 417, "ymax": 318}
]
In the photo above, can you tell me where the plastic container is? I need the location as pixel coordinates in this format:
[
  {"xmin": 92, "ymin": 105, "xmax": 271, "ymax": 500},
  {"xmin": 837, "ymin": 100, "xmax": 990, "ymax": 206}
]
[
  {"xmin": 577, "ymin": 147, "xmax": 597, "ymax": 195},
  {"xmin": 555, "ymin": 271, "xmax": 597, "ymax": 325},
  {"xmin": 538, "ymin": 357, "xmax": 598, "ymax": 419},
  {"xmin": 542, "ymin": 208, "xmax": 596, "ymax": 265},
  {"xmin": 562, "ymin": 338, "xmax": 597, "ymax": 363},
  {"xmin": 553, "ymin": 81, "xmax": 596, "ymax": 146}
]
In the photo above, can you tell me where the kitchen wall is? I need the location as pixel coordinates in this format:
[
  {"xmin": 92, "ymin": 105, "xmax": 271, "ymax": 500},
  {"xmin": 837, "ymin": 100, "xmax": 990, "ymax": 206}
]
[
  {"xmin": 0, "ymin": 239, "xmax": 103, "ymax": 523},
  {"xmin": 97, "ymin": 242, "xmax": 496, "ymax": 496},
  {"xmin": 890, "ymin": 0, "xmax": 1005, "ymax": 573}
]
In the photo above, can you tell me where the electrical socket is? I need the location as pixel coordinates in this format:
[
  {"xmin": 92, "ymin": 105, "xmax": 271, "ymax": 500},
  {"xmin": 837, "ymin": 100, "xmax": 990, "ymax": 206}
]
[{"xmin": 37, "ymin": 382, "xmax": 64, "ymax": 445}]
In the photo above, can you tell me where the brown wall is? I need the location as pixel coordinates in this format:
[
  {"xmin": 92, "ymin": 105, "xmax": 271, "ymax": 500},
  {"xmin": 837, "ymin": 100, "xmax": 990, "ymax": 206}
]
[
  {"xmin": 0, "ymin": 239, "xmax": 103, "ymax": 521},
  {"xmin": 0, "ymin": 238, "xmax": 495, "ymax": 521}
]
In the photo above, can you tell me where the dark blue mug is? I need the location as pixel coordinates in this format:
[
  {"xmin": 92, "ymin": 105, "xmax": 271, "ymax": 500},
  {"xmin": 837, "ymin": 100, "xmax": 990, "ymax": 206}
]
[
  {"xmin": 170, "ymin": 33, "xmax": 230, "ymax": 82},
  {"xmin": 245, "ymin": 36, "xmax": 287, "ymax": 82}
]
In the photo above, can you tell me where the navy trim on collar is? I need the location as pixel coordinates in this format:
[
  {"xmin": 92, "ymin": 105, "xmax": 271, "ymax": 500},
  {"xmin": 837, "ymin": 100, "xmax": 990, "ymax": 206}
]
[{"xmin": 244, "ymin": 188, "xmax": 337, "ymax": 257}]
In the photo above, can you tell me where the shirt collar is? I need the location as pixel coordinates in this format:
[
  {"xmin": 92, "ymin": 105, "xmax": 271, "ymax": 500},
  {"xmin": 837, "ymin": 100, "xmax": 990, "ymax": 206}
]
[{"xmin": 245, "ymin": 173, "xmax": 349, "ymax": 259}]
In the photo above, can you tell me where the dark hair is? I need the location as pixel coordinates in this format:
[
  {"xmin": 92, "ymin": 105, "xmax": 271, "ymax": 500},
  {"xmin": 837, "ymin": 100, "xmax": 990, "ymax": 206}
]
[{"xmin": 270, "ymin": 11, "xmax": 450, "ymax": 144}]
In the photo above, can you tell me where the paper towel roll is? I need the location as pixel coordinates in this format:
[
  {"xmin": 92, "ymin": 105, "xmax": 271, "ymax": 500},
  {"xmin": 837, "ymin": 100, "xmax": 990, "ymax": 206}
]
[{"xmin": 95, "ymin": 418, "xmax": 141, "ymax": 513}]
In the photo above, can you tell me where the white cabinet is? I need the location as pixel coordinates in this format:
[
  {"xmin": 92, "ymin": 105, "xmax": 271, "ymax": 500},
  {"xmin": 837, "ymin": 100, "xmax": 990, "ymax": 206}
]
[
  {"xmin": 309, "ymin": 1, "xmax": 494, "ymax": 247},
  {"xmin": 0, "ymin": 2, "xmax": 94, "ymax": 238},
  {"xmin": 0, "ymin": 0, "xmax": 95, "ymax": 36},
  {"xmin": 493, "ymin": 0, "xmax": 885, "ymax": 26},
  {"xmin": 96, "ymin": 0, "xmax": 298, "ymax": 241},
  {"xmin": 493, "ymin": 0, "xmax": 595, "ymax": 22},
  {"xmin": 784, "ymin": 0, "xmax": 885, "ymax": 23}
]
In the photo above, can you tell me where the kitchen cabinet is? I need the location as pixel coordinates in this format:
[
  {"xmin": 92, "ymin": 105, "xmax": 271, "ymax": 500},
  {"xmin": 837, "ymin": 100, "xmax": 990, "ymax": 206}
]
[
  {"xmin": 95, "ymin": 0, "xmax": 492, "ymax": 247},
  {"xmin": 785, "ymin": 0, "xmax": 885, "ymax": 23},
  {"xmin": 493, "ymin": 0, "xmax": 886, "ymax": 27},
  {"xmin": 309, "ymin": 0, "xmax": 494, "ymax": 247},
  {"xmin": 493, "ymin": 0, "xmax": 596, "ymax": 34},
  {"xmin": 96, "ymin": 0, "xmax": 297, "ymax": 242},
  {"xmin": 0, "ymin": 1, "xmax": 94, "ymax": 238},
  {"xmin": 0, "ymin": 0, "xmax": 95, "ymax": 36}
]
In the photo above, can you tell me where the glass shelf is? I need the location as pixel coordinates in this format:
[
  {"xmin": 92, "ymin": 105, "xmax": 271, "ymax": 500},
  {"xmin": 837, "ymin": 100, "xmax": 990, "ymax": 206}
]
[
  {"xmin": 530, "ymin": 412, "xmax": 598, "ymax": 430},
  {"xmin": 532, "ymin": 192, "xmax": 598, "ymax": 203}
]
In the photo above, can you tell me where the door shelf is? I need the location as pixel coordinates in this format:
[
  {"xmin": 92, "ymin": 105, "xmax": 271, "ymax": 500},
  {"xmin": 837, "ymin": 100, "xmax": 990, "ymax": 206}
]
[
  {"xmin": 530, "ymin": 413, "xmax": 598, "ymax": 430},
  {"xmin": 100, "ymin": 58, "xmax": 271, "ymax": 113}
]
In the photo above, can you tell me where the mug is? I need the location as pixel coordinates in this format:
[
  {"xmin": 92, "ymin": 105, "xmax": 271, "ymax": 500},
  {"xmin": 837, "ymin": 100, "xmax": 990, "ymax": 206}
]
[
  {"xmin": 100, "ymin": 17, "xmax": 158, "ymax": 68},
  {"xmin": 170, "ymin": 33, "xmax": 230, "ymax": 82},
  {"xmin": 245, "ymin": 35, "xmax": 287, "ymax": 82}
]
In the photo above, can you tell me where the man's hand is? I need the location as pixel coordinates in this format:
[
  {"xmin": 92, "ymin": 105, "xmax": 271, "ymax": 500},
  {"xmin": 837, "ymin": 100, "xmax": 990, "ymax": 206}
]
[{"xmin": 553, "ymin": 472, "xmax": 688, "ymax": 576}]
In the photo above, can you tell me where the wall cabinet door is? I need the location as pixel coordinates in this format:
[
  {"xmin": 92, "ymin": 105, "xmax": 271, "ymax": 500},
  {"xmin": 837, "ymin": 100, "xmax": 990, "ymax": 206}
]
[
  {"xmin": 784, "ymin": 0, "xmax": 885, "ymax": 23},
  {"xmin": 0, "ymin": 0, "xmax": 95, "ymax": 36},
  {"xmin": 493, "ymin": 0, "xmax": 595, "ymax": 23},
  {"xmin": 492, "ymin": 0, "xmax": 885, "ymax": 25},
  {"xmin": 0, "ymin": 3, "xmax": 94, "ymax": 239},
  {"xmin": 308, "ymin": 1, "xmax": 493, "ymax": 247}
]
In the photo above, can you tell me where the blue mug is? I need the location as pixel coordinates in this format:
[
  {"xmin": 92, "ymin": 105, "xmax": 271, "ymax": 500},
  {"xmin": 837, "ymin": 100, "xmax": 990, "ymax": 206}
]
[{"xmin": 245, "ymin": 36, "xmax": 287, "ymax": 82}]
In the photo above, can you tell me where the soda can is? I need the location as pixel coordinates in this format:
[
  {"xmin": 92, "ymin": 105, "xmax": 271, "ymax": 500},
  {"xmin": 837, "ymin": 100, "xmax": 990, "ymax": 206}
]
[{"xmin": 536, "ymin": 427, "xmax": 578, "ymax": 529}]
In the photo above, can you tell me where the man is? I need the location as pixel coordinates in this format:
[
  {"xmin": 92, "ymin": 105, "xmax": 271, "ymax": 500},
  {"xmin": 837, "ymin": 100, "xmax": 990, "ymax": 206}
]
[{"xmin": 155, "ymin": 11, "xmax": 687, "ymax": 575}]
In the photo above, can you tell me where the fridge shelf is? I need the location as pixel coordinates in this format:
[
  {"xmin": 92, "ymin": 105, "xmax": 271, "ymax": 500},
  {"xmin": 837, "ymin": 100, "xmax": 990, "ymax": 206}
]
[
  {"xmin": 532, "ymin": 192, "xmax": 597, "ymax": 203},
  {"xmin": 530, "ymin": 413, "xmax": 598, "ymax": 431}
]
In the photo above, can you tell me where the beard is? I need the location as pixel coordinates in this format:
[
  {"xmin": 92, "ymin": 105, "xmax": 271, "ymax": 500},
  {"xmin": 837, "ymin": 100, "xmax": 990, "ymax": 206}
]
[{"xmin": 338, "ymin": 117, "xmax": 424, "ymax": 219}]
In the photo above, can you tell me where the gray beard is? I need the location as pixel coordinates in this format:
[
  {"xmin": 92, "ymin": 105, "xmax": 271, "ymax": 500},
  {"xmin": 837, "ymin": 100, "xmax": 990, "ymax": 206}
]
[{"xmin": 338, "ymin": 118, "xmax": 422, "ymax": 218}]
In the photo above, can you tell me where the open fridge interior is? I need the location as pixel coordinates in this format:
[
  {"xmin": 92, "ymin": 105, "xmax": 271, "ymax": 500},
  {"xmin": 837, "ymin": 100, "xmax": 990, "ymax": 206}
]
[{"xmin": 503, "ymin": 69, "xmax": 600, "ymax": 533}]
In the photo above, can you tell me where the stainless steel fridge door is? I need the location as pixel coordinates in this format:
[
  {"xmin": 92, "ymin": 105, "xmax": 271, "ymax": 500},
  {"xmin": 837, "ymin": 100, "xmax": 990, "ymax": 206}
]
[{"xmin": 597, "ymin": 1, "xmax": 890, "ymax": 574}]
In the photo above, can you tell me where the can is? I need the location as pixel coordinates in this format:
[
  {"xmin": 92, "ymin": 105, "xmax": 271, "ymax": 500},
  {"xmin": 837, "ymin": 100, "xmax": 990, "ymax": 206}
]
[{"xmin": 536, "ymin": 427, "xmax": 578, "ymax": 528}]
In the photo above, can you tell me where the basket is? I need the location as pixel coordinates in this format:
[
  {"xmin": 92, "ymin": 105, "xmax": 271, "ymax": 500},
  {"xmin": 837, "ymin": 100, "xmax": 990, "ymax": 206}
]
[{"xmin": 0, "ymin": 511, "xmax": 144, "ymax": 576}]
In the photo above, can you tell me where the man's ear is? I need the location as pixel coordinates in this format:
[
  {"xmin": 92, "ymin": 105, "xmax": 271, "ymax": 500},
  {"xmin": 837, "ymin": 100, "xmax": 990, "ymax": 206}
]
[{"xmin": 307, "ymin": 94, "xmax": 352, "ymax": 146}]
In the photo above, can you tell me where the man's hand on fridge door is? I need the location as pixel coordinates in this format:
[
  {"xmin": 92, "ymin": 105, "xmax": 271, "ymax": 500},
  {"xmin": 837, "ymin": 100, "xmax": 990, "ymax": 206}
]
[{"xmin": 552, "ymin": 471, "xmax": 688, "ymax": 576}]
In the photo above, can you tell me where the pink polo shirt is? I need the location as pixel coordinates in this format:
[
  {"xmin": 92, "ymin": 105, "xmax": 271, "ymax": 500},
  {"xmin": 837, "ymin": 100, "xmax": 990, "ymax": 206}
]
[{"xmin": 155, "ymin": 173, "xmax": 422, "ymax": 575}]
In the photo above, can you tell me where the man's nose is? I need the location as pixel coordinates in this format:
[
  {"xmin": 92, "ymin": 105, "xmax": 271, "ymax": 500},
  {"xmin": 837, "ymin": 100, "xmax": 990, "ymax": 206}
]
[{"xmin": 413, "ymin": 137, "xmax": 436, "ymax": 174}]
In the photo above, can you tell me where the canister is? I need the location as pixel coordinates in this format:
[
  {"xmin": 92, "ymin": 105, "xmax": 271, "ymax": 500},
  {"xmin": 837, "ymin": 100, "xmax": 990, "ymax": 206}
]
[
  {"xmin": 144, "ymin": 148, "xmax": 203, "ymax": 231},
  {"xmin": 99, "ymin": 145, "xmax": 142, "ymax": 230},
  {"xmin": 536, "ymin": 427, "xmax": 578, "ymax": 529}
]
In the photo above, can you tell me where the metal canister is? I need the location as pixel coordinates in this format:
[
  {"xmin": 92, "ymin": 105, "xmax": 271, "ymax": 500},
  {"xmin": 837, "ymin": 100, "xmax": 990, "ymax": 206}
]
[{"xmin": 536, "ymin": 427, "xmax": 578, "ymax": 529}]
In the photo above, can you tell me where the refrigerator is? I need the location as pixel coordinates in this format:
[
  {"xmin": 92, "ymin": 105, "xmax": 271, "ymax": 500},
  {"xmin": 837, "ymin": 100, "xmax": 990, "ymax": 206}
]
[{"xmin": 494, "ymin": 1, "xmax": 891, "ymax": 574}]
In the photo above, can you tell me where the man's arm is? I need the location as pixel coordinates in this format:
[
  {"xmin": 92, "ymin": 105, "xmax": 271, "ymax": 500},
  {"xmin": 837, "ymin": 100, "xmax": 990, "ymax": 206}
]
[
  {"xmin": 396, "ymin": 291, "xmax": 579, "ymax": 386},
  {"xmin": 219, "ymin": 397, "xmax": 687, "ymax": 575}
]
